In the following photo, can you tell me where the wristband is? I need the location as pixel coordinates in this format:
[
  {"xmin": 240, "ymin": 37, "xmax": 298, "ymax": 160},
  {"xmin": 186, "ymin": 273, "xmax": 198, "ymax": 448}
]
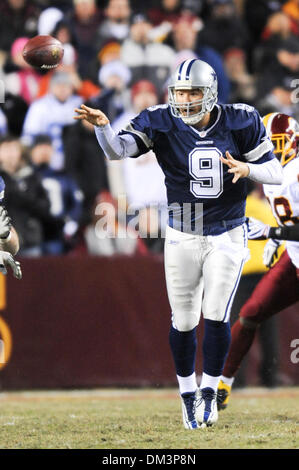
[{"xmin": 269, "ymin": 225, "xmax": 299, "ymax": 241}]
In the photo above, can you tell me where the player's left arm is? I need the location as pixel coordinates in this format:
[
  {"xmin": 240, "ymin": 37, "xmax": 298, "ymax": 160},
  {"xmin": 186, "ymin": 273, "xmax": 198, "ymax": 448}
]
[
  {"xmin": 220, "ymin": 150, "xmax": 282, "ymax": 185},
  {"xmin": 220, "ymin": 151, "xmax": 250, "ymax": 183},
  {"xmin": 247, "ymin": 216, "xmax": 299, "ymax": 241}
]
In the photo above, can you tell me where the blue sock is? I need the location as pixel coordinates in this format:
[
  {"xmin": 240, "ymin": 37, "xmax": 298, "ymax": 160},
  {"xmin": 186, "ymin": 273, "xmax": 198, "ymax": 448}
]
[
  {"xmin": 202, "ymin": 319, "xmax": 231, "ymax": 377},
  {"xmin": 169, "ymin": 325, "xmax": 197, "ymax": 377}
]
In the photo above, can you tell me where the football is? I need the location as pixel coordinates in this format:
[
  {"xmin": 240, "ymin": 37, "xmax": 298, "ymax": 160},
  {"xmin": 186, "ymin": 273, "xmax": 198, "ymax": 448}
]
[{"xmin": 22, "ymin": 35, "xmax": 64, "ymax": 69}]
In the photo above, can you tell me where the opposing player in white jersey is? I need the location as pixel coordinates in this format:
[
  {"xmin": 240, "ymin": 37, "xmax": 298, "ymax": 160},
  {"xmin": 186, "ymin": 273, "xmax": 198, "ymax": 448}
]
[
  {"xmin": 74, "ymin": 59, "xmax": 282, "ymax": 429},
  {"xmin": 218, "ymin": 112, "xmax": 299, "ymax": 410}
]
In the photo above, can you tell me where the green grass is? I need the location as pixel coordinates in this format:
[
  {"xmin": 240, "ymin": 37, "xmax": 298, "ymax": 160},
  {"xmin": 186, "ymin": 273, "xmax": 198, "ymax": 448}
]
[{"xmin": 0, "ymin": 387, "xmax": 298, "ymax": 449}]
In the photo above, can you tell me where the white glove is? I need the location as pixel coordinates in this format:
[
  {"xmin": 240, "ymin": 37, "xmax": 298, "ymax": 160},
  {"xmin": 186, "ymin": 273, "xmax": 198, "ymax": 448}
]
[
  {"xmin": 0, "ymin": 207, "xmax": 11, "ymax": 239},
  {"xmin": 263, "ymin": 239, "xmax": 282, "ymax": 268},
  {"xmin": 0, "ymin": 251, "xmax": 22, "ymax": 279},
  {"xmin": 247, "ymin": 217, "xmax": 270, "ymax": 240}
]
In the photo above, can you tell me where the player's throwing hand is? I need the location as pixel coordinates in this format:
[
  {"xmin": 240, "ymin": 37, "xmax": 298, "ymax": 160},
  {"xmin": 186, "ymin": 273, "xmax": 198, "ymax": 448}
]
[
  {"xmin": 74, "ymin": 104, "xmax": 110, "ymax": 127},
  {"xmin": 220, "ymin": 151, "xmax": 250, "ymax": 183}
]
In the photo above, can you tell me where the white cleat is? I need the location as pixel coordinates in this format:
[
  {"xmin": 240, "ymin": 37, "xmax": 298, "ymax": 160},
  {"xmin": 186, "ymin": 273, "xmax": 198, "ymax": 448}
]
[
  {"xmin": 195, "ymin": 387, "xmax": 218, "ymax": 427},
  {"xmin": 181, "ymin": 391, "xmax": 199, "ymax": 430}
]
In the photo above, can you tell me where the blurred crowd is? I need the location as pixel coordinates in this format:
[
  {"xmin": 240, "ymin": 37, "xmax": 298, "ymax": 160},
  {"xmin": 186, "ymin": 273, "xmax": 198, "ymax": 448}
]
[{"xmin": 0, "ymin": 0, "xmax": 299, "ymax": 257}]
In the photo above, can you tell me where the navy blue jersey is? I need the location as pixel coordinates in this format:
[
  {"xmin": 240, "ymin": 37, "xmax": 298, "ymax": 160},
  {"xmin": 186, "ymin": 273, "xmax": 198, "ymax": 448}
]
[{"xmin": 119, "ymin": 103, "xmax": 274, "ymax": 235}]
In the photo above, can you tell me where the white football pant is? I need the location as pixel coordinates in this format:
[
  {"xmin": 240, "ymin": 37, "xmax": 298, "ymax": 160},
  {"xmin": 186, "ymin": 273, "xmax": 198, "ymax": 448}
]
[{"xmin": 164, "ymin": 224, "xmax": 248, "ymax": 330}]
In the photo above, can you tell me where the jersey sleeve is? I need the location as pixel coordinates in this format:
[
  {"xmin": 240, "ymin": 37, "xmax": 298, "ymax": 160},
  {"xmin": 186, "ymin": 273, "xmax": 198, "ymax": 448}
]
[
  {"xmin": 232, "ymin": 106, "xmax": 274, "ymax": 164},
  {"xmin": 118, "ymin": 106, "xmax": 171, "ymax": 158},
  {"xmin": 118, "ymin": 109, "xmax": 155, "ymax": 157}
]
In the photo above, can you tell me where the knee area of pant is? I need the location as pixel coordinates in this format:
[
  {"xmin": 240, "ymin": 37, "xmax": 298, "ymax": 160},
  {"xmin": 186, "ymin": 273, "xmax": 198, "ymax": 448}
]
[
  {"xmin": 172, "ymin": 312, "xmax": 198, "ymax": 332},
  {"xmin": 203, "ymin": 311, "xmax": 226, "ymax": 322}
]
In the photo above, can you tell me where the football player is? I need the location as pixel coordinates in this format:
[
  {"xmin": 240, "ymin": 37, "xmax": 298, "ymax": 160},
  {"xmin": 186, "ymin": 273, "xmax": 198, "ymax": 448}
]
[
  {"xmin": 0, "ymin": 177, "xmax": 22, "ymax": 279},
  {"xmin": 217, "ymin": 113, "xmax": 299, "ymax": 410},
  {"xmin": 74, "ymin": 59, "xmax": 282, "ymax": 428}
]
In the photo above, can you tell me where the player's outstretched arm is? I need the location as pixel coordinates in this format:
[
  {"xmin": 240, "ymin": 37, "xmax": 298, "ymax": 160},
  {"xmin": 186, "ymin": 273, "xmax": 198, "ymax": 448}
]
[
  {"xmin": 74, "ymin": 104, "xmax": 139, "ymax": 161},
  {"xmin": 74, "ymin": 104, "xmax": 110, "ymax": 127},
  {"xmin": 220, "ymin": 151, "xmax": 249, "ymax": 183}
]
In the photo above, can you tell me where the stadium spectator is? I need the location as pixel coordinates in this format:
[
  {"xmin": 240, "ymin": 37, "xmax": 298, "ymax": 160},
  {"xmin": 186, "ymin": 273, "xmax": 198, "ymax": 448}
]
[
  {"xmin": 0, "ymin": 0, "xmax": 40, "ymax": 54},
  {"xmin": 195, "ymin": 1, "xmax": 254, "ymax": 103},
  {"xmin": 0, "ymin": 92, "xmax": 28, "ymax": 137},
  {"xmin": 110, "ymin": 79, "xmax": 168, "ymax": 253},
  {"xmin": 97, "ymin": 40, "xmax": 121, "ymax": 66},
  {"xmin": 30, "ymin": 135, "xmax": 83, "ymax": 254},
  {"xmin": 88, "ymin": 39, "xmax": 122, "ymax": 84},
  {"xmin": 0, "ymin": 136, "xmax": 53, "ymax": 256},
  {"xmin": 37, "ymin": 6, "xmax": 64, "ymax": 36},
  {"xmin": 66, "ymin": 0, "xmax": 102, "ymax": 79},
  {"xmin": 147, "ymin": 0, "xmax": 183, "ymax": 27},
  {"xmin": 254, "ymin": 35, "xmax": 299, "ymax": 119},
  {"xmin": 260, "ymin": 10, "xmax": 297, "ymax": 41},
  {"xmin": 120, "ymin": 13, "xmax": 176, "ymax": 98},
  {"xmin": 95, "ymin": 59, "xmax": 132, "ymax": 123},
  {"xmin": 224, "ymin": 48, "xmax": 256, "ymax": 103},
  {"xmin": 52, "ymin": 19, "xmax": 75, "ymax": 46},
  {"xmin": 197, "ymin": 0, "xmax": 249, "ymax": 56},
  {"xmin": 63, "ymin": 114, "xmax": 109, "ymax": 226},
  {"xmin": 39, "ymin": 0, "xmax": 74, "ymax": 12},
  {"xmin": 22, "ymin": 70, "xmax": 83, "ymax": 170},
  {"xmin": 96, "ymin": 0, "xmax": 131, "ymax": 48},
  {"xmin": 283, "ymin": 0, "xmax": 299, "ymax": 26},
  {"xmin": 36, "ymin": 43, "xmax": 100, "ymax": 101},
  {"xmin": 4, "ymin": 37, "xmax": 41, "ymax": 105},
  {"xmin": 170, "ymin": 14, "xmax": 230, "ymax": 103},
  {"xmin": 243, "ymin": 0, "xmax": 283, "ymax": 46}
]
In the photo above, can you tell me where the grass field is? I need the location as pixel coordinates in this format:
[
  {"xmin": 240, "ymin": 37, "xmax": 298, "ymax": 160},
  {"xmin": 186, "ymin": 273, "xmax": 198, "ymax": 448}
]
[{"xmin": 0, "ymin": 387, "xmax": 298, "ymax": 449}]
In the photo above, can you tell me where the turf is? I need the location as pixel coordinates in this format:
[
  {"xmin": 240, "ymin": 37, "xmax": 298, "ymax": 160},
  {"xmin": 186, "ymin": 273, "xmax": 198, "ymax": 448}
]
[{"xmin": 0, "ymin": 387, "xmax": 298, "ymax": 449}]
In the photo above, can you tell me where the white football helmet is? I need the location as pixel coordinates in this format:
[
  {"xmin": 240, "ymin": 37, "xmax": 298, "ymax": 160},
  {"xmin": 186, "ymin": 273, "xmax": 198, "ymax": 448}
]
[{"xmin": 168, "ymin": 59, "xmax": 218, "ymax": 125}]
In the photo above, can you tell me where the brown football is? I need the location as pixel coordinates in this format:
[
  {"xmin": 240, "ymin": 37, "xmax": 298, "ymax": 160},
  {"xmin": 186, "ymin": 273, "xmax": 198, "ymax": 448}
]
[{"xmin": 22, "ymin": 35, "xmax": 64, "ymax": 69}]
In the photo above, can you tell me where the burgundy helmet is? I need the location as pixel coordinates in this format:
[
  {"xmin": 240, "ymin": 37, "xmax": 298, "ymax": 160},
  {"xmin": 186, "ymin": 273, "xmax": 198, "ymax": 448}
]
[{"xmin": 262, "ymin": 112, "xmax": 299, "ymax": 166}]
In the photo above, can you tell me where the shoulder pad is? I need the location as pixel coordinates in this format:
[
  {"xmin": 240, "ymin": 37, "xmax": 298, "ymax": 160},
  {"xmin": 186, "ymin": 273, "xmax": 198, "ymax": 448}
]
[{"xmin": 221, "ymin": 103, "xmax": 258, "ymax": 130}]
